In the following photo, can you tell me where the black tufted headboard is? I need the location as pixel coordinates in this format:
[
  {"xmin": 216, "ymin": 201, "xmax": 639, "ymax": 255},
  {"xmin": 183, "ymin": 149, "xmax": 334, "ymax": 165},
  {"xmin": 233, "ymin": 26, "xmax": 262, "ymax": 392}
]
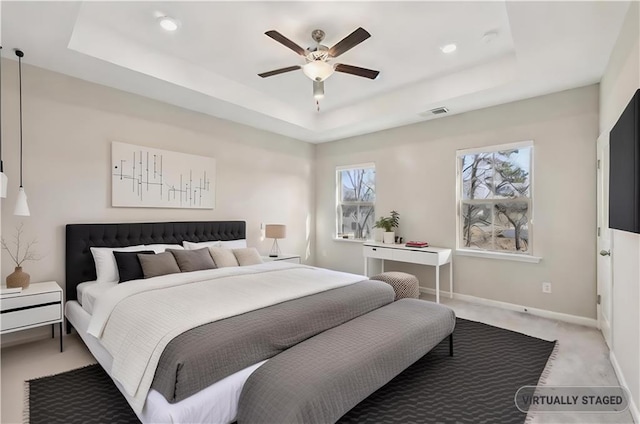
[{"xmin": 65, "ymin": 221, "xmax": 246, "ymax": 303}]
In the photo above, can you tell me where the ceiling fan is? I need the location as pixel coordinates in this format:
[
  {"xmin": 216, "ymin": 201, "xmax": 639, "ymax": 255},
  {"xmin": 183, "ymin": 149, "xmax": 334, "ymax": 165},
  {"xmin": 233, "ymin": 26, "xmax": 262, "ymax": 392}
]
[{"xmin": 258, "ymin": 27, "xmax": 380, "ymax": 103}]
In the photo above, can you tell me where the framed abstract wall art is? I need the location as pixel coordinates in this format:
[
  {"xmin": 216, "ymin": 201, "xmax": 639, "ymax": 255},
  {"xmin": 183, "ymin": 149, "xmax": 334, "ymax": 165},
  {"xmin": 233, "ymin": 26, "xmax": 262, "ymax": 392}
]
[{"xmin": 111, "ymin": 141, "xmax": 215, "ymax": 209}]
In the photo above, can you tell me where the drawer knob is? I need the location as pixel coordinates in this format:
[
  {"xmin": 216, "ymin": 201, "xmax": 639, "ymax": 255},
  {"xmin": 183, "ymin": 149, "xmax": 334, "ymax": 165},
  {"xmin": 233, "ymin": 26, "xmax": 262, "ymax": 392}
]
[{"xmin": 372, "ymin": 248, "xmax": 377, "ymax": 251}]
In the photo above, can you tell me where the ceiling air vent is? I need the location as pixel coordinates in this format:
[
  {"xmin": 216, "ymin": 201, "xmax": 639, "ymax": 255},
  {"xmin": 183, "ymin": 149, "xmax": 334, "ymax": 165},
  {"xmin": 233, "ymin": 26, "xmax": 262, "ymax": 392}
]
[
  {"xmin": 429, "ymin": 107, "xmax": 449, "ymax": 115},
  {"xmin": 418, "ymin": 107, "xmax": 449, "ymax": 118}
]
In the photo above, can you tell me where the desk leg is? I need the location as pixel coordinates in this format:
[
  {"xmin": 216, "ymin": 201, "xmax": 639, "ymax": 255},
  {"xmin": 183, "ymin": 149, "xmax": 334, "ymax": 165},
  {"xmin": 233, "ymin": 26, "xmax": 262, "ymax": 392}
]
[
  {"xmin": 364, "ymin": 257, "xmax": 368, "ymax": 277},
  {"xmin": 436, "ymin": 265, "xmax": 440, "ymax": 304},
  {"xmin": 51, "ymin": 324, "xmax": 54, "ymax": 339},
  {"xmin": 59, "ymin": 322, "xmax": 63, "ymax": 352},
  {"xmin": 449, "ymin": 257, "xmax": 453, "ymax": 299},
  {"xmin": 381, "ymin": 259, "xmax": 384, "ymax": 273}
]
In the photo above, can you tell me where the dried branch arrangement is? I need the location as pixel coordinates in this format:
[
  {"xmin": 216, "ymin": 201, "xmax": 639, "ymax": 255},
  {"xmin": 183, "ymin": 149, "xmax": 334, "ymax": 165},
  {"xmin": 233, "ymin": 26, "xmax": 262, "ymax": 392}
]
[{"xmin": 1, "ymin": 223, "xmax": 40, "ymax": 267}]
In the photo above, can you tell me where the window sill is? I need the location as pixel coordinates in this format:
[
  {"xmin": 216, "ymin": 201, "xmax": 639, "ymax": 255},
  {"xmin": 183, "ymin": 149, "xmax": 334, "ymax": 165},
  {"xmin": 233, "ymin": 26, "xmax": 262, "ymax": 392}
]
[
  {"xmin": 456, "ymin": 249, "xmax": 542, "ymax": 263},
  {"xmin": 333, "ymin": 237, "xmax": 368, "ymax": 243}
]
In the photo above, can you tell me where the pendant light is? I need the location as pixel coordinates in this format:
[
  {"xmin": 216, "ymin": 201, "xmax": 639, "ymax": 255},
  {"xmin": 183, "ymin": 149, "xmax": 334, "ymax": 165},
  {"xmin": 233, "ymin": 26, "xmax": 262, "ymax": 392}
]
[
  {"xmin": 0, "ymin": 45, "xmax": 7, "ymax": 198},
  {"xmin": 13, "ymin": 49, "xmax": 29, "ymax": 216}
]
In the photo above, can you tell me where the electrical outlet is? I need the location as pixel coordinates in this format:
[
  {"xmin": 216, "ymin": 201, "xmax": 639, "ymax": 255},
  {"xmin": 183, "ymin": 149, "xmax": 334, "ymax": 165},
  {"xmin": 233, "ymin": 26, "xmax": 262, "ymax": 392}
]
[{"xmin": 542, "ymin": 282, "xmax": 552, "ymax": 293}]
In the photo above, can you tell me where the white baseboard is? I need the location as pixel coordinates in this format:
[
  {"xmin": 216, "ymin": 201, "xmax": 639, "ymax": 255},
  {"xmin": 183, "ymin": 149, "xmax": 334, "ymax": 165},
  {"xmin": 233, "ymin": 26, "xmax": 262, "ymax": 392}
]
[
  {"xmin": 610, "ymin": 351, "xmax": 640, "ymax": 423},
  {"xmin": 419, "ymin": 287, "xmax": 598, "ymax": 328}
]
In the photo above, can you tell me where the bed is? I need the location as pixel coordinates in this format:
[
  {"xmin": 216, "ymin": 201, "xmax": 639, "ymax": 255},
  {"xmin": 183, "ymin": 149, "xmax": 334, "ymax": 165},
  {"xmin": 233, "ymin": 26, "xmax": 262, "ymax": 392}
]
[
  {"xmin": 65, "ymin": 220, "xmax": 456, "ymax": 423},
  {"xmin": 66, "ymin": 221, "xmax": 264, "ymax": 422}
]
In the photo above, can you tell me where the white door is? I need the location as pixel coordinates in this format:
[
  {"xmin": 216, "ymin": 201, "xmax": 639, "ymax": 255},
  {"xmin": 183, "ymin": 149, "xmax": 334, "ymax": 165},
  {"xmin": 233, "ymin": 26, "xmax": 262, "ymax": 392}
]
[{"xmin": 597, "ymin": 133, "xmax": 613, "ymax": 348}]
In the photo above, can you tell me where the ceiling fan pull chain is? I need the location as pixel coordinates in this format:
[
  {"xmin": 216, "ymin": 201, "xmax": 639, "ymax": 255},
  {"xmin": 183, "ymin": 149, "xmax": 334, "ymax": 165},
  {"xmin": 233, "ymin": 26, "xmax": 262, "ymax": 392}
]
[{"xmin": 316, "ymin": 100, "xmax": 320, "ymax": 112}]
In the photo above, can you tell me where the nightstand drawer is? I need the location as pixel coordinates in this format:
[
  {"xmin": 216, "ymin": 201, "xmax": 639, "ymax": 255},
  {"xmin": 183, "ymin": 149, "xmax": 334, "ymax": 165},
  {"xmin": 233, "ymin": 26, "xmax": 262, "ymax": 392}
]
[
  {"xmin": 261, "ymin": 254, "xmax": 301, "ymax": 264},
  {"xmin": 1, "ymin": 303, "xmax": 62, "ymax": 332},
  {"xmin": 1, "ymin": 291, "xmax": 61, "ymax": 310},
  {"xmin": 276, "ymin": 257, "xmax": 300, "ymax": 264}
]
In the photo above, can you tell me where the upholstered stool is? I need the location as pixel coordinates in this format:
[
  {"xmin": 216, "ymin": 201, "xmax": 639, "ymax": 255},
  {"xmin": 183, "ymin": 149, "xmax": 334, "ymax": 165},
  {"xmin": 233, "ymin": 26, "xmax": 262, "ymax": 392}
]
[{"xmin": 370, "ymin": 271, "xmax": 420, "ymax": 300}]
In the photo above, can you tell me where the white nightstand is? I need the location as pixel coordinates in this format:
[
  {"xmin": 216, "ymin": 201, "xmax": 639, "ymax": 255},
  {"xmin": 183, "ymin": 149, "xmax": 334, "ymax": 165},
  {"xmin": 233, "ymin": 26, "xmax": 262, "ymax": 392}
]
[
  {"xmin": 262, "ymin": 254, "xmax": 301, "ymax": 264},
  {"xmin": 0, "ymin": 281, "xmax": 64, "ymax": 352}
]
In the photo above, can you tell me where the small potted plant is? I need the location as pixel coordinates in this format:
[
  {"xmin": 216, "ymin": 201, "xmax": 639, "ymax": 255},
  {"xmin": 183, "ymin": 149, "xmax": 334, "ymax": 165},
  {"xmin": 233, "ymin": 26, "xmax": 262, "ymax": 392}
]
[
  {"xmin": 374, "ymin": 211, "xmax": 400, "ymax": 244},
  {"xmin": 1, "ymin": 223, "xmax": 39, "ymax": 289}
]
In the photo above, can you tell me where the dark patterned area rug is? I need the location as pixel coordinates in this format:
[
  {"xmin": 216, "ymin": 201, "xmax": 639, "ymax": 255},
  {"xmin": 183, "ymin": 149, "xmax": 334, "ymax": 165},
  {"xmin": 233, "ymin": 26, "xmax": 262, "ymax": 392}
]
[{"xmin": 26, "ymin": 318, "xmax": 556, "ymax": 424}]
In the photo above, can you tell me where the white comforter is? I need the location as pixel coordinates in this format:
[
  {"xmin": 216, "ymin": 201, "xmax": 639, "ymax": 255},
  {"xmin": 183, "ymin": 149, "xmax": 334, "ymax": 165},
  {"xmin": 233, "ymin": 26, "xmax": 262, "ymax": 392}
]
[{"xmin": 87, "ymin": 261, "xmax": 365, "ymax": 414}]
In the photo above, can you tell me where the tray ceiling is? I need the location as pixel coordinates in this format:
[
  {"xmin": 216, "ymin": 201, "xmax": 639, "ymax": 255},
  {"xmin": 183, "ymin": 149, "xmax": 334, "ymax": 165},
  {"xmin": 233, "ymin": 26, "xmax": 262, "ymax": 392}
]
[{"xmin": 0, "ymin": 1, "xmax": 631, "ymax": 143}]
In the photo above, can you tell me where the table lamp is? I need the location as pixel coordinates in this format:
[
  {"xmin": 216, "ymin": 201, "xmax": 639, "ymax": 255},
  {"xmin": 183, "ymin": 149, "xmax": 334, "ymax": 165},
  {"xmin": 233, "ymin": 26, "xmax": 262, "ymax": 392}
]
[{"xmin": 265, "ymin": 224, "xmax": 286, "ymax": 257}]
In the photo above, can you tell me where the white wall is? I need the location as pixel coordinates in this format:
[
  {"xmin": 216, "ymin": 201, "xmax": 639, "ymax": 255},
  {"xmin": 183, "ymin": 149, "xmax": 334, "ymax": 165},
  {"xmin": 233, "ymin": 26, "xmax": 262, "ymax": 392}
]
[
  {"xmin": 316, "ymin": 85, "xmax": 599, "ymax": 320},
  {"xmin": 599, "ymin": 1, "xmax": 640, "ymax": 419},
  {"xmin": 0, "ymin": 62, "xmax": 315, "ymax": 344}
]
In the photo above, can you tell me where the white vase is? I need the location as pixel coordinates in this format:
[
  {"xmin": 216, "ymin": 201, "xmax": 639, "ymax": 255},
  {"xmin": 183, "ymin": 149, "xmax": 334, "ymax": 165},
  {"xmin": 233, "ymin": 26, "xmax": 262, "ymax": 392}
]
[
  {"xmin": 373, "ymin": 228, "xmax": 384, "ymax": 242},
  {"xmin": 383, "ymin": 232, "xmax": 395, "ymax": 244}
]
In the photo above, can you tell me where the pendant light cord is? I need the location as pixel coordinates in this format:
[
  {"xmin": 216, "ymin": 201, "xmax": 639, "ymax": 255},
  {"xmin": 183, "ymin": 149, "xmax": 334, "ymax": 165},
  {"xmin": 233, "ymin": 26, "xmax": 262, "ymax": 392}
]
[
  {"xmin": 0, "ymin": 45, "xmax": 3, "ymax": 173},
  {"xmin": 17, "ymin": 50, "xmax": 23, "ymax": 188}
]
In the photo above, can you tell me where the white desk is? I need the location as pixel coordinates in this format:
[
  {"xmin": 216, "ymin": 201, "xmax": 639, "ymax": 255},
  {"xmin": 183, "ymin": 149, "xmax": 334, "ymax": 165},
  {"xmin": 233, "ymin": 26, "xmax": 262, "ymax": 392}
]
[{"xmin": 363, "ymin": 242, "xmax": 453, "ymax": 303}]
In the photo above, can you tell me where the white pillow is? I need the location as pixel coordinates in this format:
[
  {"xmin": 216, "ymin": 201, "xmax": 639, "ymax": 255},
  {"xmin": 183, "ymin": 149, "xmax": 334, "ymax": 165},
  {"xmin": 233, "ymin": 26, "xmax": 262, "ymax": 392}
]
[
  {"xmin": 90, "ymin": 245, "xmax": 147, "ymax": 283},
  {"xmin": 183, "ymin": 240, "xmax": 221, "ymax": 250},
  {"xmin": 146, "ymin": 244, "xmax": 184, "ymax": 253},
  {"xmin": 220, "ymin": 239, "xmax": 247, "ymax": 249},
  {"xmin": 208, "ymin": 247, "xmax": 239, "ymax": 268},
  {"xmin": 233, "ymin": 247, "xmax": 263, "ymax": 266}
]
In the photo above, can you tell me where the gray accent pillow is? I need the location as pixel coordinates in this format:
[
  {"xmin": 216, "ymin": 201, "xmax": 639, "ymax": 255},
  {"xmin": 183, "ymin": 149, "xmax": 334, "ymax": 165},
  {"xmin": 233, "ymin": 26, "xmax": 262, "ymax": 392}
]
[
  {"xmin": 138, "ymin": 252, "xmax": 181, "ymax": 278},
  {"xmin": 168, "ymin": 248, "xmax": 216, "ymax": 272},
  {"xmin": 233, "ymin": 248, "xmax": 264, "ymax": 266},
  {"xmin": 209, "ymin": 247, "xmax": 239, "ymax": 268}
]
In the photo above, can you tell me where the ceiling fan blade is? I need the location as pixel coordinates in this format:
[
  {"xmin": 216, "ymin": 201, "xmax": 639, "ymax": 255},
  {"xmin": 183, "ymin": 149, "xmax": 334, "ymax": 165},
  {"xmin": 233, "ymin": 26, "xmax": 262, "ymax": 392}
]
[
  {"xmin": 334, "ymin": 64, "xmax": 380, "ymax": 80},
  {"xmin": 264, "ymin": 30, "xmax": 306, "ymax": 56},
  {"xmin": 328, "ymin": 27, "xmax": 371, "ymax": 58},
  {"xmin": 258, "ymin": 65, "xmax": 301, "ymax": 78}
]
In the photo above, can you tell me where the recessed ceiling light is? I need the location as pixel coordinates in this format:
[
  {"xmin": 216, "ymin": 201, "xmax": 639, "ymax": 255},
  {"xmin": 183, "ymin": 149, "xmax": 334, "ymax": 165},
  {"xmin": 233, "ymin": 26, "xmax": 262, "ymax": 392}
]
[
  {"xmin": 440, "ymin": 44, "xmax": 457, "ymax": 54},
  {"xmin": 482, "ymin": 31, "xmax": 499, "ymax": 44},
  {"xmin": 158, "ymin": 16, "xmax": 179, "ymax": 32}
]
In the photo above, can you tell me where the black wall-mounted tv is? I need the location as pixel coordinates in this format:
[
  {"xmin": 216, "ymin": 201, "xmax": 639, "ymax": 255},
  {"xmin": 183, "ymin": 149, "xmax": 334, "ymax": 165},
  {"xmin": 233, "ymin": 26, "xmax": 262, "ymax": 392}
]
[{"xmin": 609, "ymin": 88, "xmax": 640, "ymax": 234}]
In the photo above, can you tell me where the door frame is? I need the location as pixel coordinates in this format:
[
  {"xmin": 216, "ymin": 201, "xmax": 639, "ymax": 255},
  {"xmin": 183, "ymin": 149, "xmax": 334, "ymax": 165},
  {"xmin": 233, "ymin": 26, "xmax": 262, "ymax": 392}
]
[{"xmin": 596, "ymin": 132, "xmax": 613, "ymax": 348}]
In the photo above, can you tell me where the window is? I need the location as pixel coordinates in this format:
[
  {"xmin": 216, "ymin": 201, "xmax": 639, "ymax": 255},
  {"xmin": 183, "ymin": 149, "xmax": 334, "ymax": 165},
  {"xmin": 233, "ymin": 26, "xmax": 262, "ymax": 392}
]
[
  {"xmin": 336, "ymin": 163, "xmax": 375, "ymax": 240},
  {"xmin": 457, "ymin": 142, "xmax": 533, "ymax": 255}
]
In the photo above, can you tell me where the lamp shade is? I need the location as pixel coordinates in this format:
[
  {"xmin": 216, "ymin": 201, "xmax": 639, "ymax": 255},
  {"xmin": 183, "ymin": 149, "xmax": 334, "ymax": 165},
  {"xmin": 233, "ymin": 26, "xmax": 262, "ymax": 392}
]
[
  {"xmin": 1, "ymin": 172, "xmax": 7, "ymax": 198},
  {"xmin": 14, "ymin": 186, "xmax": 30, "ymax": 216},
  {"xmin": 265, "ymin": 224, "xmax": 286, "ymax": 239}
]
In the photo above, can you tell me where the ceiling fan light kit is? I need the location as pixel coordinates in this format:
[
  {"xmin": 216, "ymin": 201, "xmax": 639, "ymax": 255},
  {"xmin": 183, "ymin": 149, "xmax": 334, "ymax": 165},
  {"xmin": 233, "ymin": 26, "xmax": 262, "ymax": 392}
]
[
  {"xmin": 259, "ymin": 27, "xmax": 379, "ymax": 106},
  {"xmin": 303, "ymin": 61, "xmax": 334, "ymax": 82}
]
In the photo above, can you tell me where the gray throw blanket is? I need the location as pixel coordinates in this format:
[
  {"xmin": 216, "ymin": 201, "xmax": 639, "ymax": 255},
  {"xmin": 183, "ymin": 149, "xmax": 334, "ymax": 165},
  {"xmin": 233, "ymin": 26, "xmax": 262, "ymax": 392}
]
[
  {"xmin": 151, "ymin": 279, "xmax": 395, "ymax": 403},
  {"xmin": 237, "ymin": 299, "xmax": 456, "ymax": 424}
]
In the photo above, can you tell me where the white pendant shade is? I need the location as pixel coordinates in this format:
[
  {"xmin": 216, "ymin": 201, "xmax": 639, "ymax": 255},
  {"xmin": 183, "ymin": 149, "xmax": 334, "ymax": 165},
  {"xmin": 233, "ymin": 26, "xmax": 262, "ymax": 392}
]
[
  {"xmin": 14, "ymin": 186, "xmax": 30, "ymax": 216},
  {"xmin": 0, "ymin": 172, "xmax": 7, "ymax": 198}
]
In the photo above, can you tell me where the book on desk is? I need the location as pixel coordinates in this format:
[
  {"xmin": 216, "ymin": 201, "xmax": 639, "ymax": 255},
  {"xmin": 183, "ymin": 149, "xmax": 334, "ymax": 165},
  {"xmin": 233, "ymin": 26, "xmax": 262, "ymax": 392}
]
[{"xmin": 405, "ymin": 241, "xmax": 429, "ymax": 248}]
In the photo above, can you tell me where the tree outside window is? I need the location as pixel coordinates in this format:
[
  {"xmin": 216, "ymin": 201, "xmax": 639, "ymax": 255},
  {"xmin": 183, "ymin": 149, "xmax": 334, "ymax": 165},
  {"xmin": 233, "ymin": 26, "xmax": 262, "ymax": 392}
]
[
  {"xmin": 336, "ymin": 164, "xmax": 375, "ymax": 240},
  {"xmin": 458, "ymin": 143, "xmax": 532, "ymax": 254}
]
